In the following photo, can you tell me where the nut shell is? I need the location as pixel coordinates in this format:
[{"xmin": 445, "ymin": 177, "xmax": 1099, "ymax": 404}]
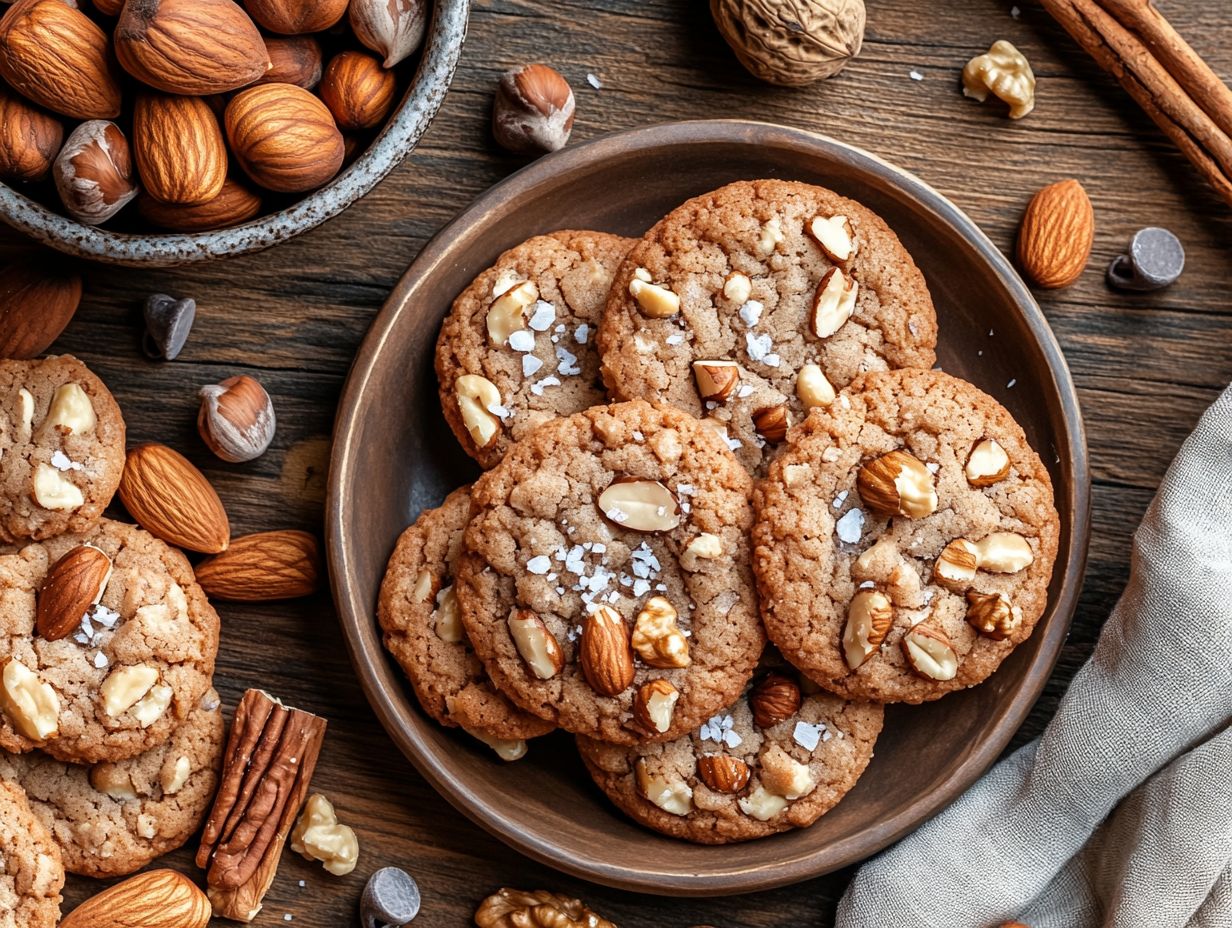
[
  {"xmin": 349, "ymin": 0, "xmax": 426, "ymax": 68},
  {"xmin": 320, "ymin": 50, "xmax": 397, "ymax": 131},
  {"xmin": 710, "ymin": 0, "xmax": 866, "ymax": 87},
  {"xmin": 0, "ymin": 83, "xmax": 61, "ymax": 182},
  {"xmin": 118, "ymin": 442, "xmax": 230, "ymax": 554},
  {"xmin": 260, "ymin": 34, "xmax": 323, "ymax": 88},
  {"xmin": 243, "ymin": 0, "xmax": 346, "ymax": 34},
  {"xmin": 115, "ymin": 0, "xmax": 270, "ymax": 96},
  {"xmin": 0, "ymin": 259, "xmax": 81, "ymax": 357},
  {"xmin": 0, "ymin": 0, "xmax": 122, "ymax": 119},
  {"xmin": 53, "ymin": 120, "xmax": 138, "ymax": 225},
  {"xmin": 133, "ymin": 93, "xmax": 228, "ymax": 205},
  {"xmin": 225, "ymin": 82, "xmax": 345, "ymax": 193},
  {"xmin": 59, "ymin": 869, "xmax": 212, "ymax": 928},
  {"xmin": 195, "ymin": 530, "xmax": 320, "ymax": 601},
  {"xmin": 1017, "ymin": 179, "xmax": 1095, "ymax": 289},
  {"xmin": 137, "ymin": 177, "xmax": 262, "ymax": 232}
]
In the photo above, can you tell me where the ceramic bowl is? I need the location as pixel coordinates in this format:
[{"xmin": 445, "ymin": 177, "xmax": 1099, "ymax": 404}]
[
  {"xmin": 0, "ymin": 0, "xmax": 467, "ymax": 267},
  {"xmin": 327, "ymin": 120, "xmax": 1091, "ymax": 895}
]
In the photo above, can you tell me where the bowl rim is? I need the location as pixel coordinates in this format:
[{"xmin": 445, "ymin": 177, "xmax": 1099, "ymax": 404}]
[
  {"xmin": 326, "ymin": 119, "xmax": 1092, "ymax": 895},
  {"xmin": 0, "ymin": 0, "xmax": 468, "ymax": 267}
]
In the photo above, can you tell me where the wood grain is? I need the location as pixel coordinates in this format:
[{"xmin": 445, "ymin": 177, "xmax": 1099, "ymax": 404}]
[{"xmin": 8, "ymin": 0, "xmax": 1230, "ymax": 925}]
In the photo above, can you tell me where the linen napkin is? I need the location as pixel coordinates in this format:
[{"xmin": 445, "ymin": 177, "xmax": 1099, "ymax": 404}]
[{"xmin": 837, "ymin": 384, "xmax": 1232, "ymax": 928}]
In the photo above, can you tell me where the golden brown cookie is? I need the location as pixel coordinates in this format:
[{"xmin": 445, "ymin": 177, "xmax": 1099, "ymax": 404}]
[
  {"xmin": 455, "ymin": 400, "xmax": 765, "ymax": 746},
  {"xmin": 378, "ymin": 485, "xmax": 553, "ymax": 760},
  {"xmin": 435, "ymin": 230, "xmax": 634, "ymax": 469},
  {"xmin": 753, "ymin": 369, "xmax": 1059, "ymax": 703},
  {"xmin": 0, "ymin": 779, "xmax": 62, "ymax": 928},
  {"xmin": 598, "ymin": 179, "xmax": 937, "ymax": 474}
]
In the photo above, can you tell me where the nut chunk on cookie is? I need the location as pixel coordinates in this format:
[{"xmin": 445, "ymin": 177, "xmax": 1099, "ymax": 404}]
[
  {"xmin": 436, "ymin": 230, "xmax": 634, "ymax": 469},
  {"xmin": 753, "ymin": 369, "xmax": 1059, "ymax": 704},
  {"xmin": 0, "ymin": 356, "xmax": 125, "ymax": 543},
  {"xmin": 455, "ymin": 400, "xmax": 765, "ymax": 745},
  {"xmin": 378, "ymin": 485, "xmax": 553, "ymax": 760},
  {"xmin": 578, "ymin": 662, "xmax": 884, "ymax": 843},
  {"xmin": 0, "ymin": 780, "xmax": 64, "ymax": 928},
  {"xmin": 598, "ymin": 179, "xmax": 937, "ymax": 474}
]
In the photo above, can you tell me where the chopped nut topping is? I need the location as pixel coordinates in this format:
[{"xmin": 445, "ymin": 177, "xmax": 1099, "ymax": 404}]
[
  {"xmin": 486, "ymin": 279, "xmax": 539, "ymax": 346},
  {"xmin": 507, "ymin": 610, "xmax": 564, "ymax": 680},
  {"xmin": 466, "ymin": 728, "xmax": 529, "ymax": 762},
  {"xmin": 966, "ymin": 437, "xmax": 1011, "ymax": 486},
  {"xmin": 934, "ymin": 538, "xmax": 980, "ymax": 590},
  {"xmin": 410, "ymin": 568, "xmax": 435, "ymax": 604},
  {"xmin": 966, "ymin": 590, "xmax": 1023, "ymax": 640},
  {"xmin": 100, "ymin": 664, "xmax": 159, "ymax": 718},
  {"xmin": 796, "ymin": 363, "xmax": 836, "ymax": 410},
  {"xmin": 46, "ymin": 382, "xmax": 96, "ymax": 434},
  {"xmin": 597, "ymin": 477, "xmax": 680, "ymax": 533},
  {"xmin": 752, "ymin": 404, "xmax": 790, "ymax": 444},
  {"xmin": 633, "ymin": 678, "xmax": 679, "ymax": 734},
  {"xmin": 628, "ymin": 270, "xmax": 680, "ymax": 318},
  {"xmin": 682, "ymin": 532, "xmax": 723, "ymax": 570},
  {"xmin": 692, "ymin": 360, "xmax": 741, "ymax": 403},
  {"xmin": 0, "ymin": 658, "xmax": 59, "ymax": 740},
  {"xmin": 723, "ymin": 271, "xmax": 752, "ymax": 304},
  {"xmin": 975, "ymin": 532, "xmax": 1034, "ymax": 573},
  {"xmin": 811, "ymin": 267, "xmax": 858, "ymax": 338},
  {"xmin": 749, "ymin": 672, "xmax": 802, "ymax": 728},
  {"xmin": 635, "ymin": 757, "xmax": 693, "ymax": 815},
  {"xmin": 842, "ymin": 589, "xmax": 893, "ymax": 669},
  {"xmin": 738, "ymin": 785, "xmax": 788, "ymax": 821},
  {"xmin": 697, "ymin": 754, "xmax": 751, "ymax": 793},
  {"xmin": 32, "ymin": 463, "xmax": 83, "ymax": 510},
  {"xmin": 631, "ymin": 596, "xmax": 690, "ymax": 668},
  {"xmin": 902, "ymin": 624, "xmax": 959, "ymax": 680},
  {"xmin": 454, "ymin": 374, "xmax": 503, "ymax": 449},
  {"xmin": 161, "ymin": 754, "xmax": 192, "ymax": 795},
  {"xmin": 433, "ymin": 584, "xmax": 463, "ymax": 644},
  {"xmin": 806, "ymin": 214, "xmax": 856, "ymax": 263},
  {"xmin": 857, "ymin": 450, "xmax": 938, "ymax": 519}
]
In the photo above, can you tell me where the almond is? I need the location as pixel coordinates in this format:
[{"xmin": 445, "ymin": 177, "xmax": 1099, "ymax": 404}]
[
  {"xmin": 1017, "ymin": 179, "xmax": 1094, "ymax": 289},
  {"xmin": 115, "ymin": 0, "xmax": 270, "ymax": 96},
  {"xmin": 260, "ymin": 35, "xmax": 323, "ymax": 89},
  {"xmin": 194, "ymin": 530, "xmax": 319, "ymax": 601},
  {"xmin": 37, "ymin": 544, "xmax": 112, "ymax": 641},
  {"xmin": 748, "ymin": 672, "xmax": 801, "ymax": 728},
  {"xmin": 118, "ymin": 443, "xmax": 230, "ymax": 554},
  {"xmin": 0, "ymin": 83, "xmax": 62, "ymax": 183},
  {"xmin": 133, "ymin": 93, "xmax": 228, "ymax": 206},
  {"xmin": 137, "ymin": 177, "xmax": 262, "ymax": 232},
  {"xmin": 244, "ymin": 0, "xmax": 347, "ymax": 35},
  {"xmin": 0, "ymin": 0, "xmax": 122, "ymax": 119},
  {"xmin": 225, "ymin": 83, "xmax": 345, "ymax": 193},
  {"xmin": 0, "ymin": 259, "xmax": 82, "ymax": 358},
  {"xmin": 60, "ymin": 869, "xmax": 211, "ymax": 928},
  {"xmin": 579, "ymin": 604, "xmax": 635, "ymax": 697},
  {"xmin": 697, "ymin": 754, "xmax": 751, "ymax": 793}
]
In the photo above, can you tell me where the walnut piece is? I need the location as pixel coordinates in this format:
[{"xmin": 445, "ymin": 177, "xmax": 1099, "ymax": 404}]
[
  {"xmin": 475, "ymin": 887, "xmax": 616, "ymax": 928},
  {"xmin": 291, "ymin": 793, "xmax": 359, "ymax": 876},
  {"xmin": 962, "ymin": 39, "xmax": 1036, "ymax": 119}
]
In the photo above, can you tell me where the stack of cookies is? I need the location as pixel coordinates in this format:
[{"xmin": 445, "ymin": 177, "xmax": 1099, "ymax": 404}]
[
  {"xmin": 0, "ymin": 357, "xmax": 225, "ymax": 924},
  {"xmin": 379, "ymin": 180, "xmax": 1059, "ymax": 845}
]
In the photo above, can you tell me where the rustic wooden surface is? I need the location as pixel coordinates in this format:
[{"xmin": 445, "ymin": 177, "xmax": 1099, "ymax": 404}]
[{"xmin": 11, "ymin": 0, "xmax": 1231, "ymax": 925}]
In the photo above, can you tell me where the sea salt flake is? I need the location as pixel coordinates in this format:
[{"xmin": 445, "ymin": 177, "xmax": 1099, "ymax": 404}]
[
  {"xmin": 632, "ymin": 579, "xmax": 651, "ymax": 597},
  {"xmin": 92, "ymin": 651, "xmax": 108, "ymax": 669},
  {"xmin": 1007, "ymin": 378, "xmax": 1017, "ymax": 389},
  {"xmin": 793, "ymin": 720, "xmax": 826, "ymax": 751},
  {"xmin": 526, "ymin": 556, "xmax": 552, "ymax": 575},
  {"xmin": 722, "ymin": 728, "xmax": 743, "ymax": 748},
  {"xmin": 1011, "ymin": 5, "xmax": 1021, "ymax": 17},
  {"xmin": 736, "ymin": 384, "xmax": 755, "ymax": 398},
  {"xmin": 508, "ymin": 329, "xmax": 535, "ymax": 352},
  {"xmin": 556, "ymin": 346, "xmax": 581, "ymax": 376},
  {"xmin": 858, "ymin": 580, "xmax": 875, "ymax": 589},
  {"xmin": 746, "ymin": 331, "xmax": 774, "ymax": 363},
  {"xmin": 587, "ymin": 72, "xmax": 602, "ymax": 89},
  {"xmin": 487, "ymin": 403, "xmax": 511, "ymax": 421},
  {"xmin": 925, "ymin": 462, "xmax": 940, "ymax": 474},
  {"xmin": 666, "ymin": 334, "xmax": 684, "ymax": 346},
  {"xmin": 739, "ymin": 300, "xmax": 764, "ymax": 326},
  {"xmin": 528, "ymin": 300, "xmax": 556, "ymax": 331},
  {"xmin": 832, "ymin": 490, "xmax": 849, "ymax": 509},
  {"xmin": 522, "ymin": 355, "xmax": 543, "ymax": 377},
  {"xmin": 632, "ymin": 430, "xmax": 644, "ymax": 441},
  {"xmin": 836, "ymin": 508, "xmax": 865, "ymax": 543},
  {"xmin": 574, "ymin": 324, "xmax": 590, "ymax": 344},
  {"xmin": 909, "ymin": 69, "xmax": 924, "ymax": 81},
  {"xmin": 50, "ymin": 450, "xmax": 83, "ymax": 472},
  {"xmin": 530, "ymin": 376, "xmax": 561, "ymax": 396},
  {"xmin": 92, "ymin": 605, "xmax": 120, "ymax": 629}
]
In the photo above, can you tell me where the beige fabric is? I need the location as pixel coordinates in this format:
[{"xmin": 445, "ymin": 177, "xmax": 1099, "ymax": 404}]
[{"xmin": 838, "ymin": 386, "xmax": 1232, "ymax": 928}]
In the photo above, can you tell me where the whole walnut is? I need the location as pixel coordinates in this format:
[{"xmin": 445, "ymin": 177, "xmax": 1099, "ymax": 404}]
[
  {"xmin": 710, "ymin": 0, "xmax": 866, "ymax": 87},
  {"xmin": 474, "ymin": 888, "xmax": 616, "ymax": 928}
]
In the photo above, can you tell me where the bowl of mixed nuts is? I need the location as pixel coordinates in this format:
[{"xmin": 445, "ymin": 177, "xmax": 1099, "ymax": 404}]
[{"xmin": 0, "ymin": 0, "xmax": 467, "ymax": 267}]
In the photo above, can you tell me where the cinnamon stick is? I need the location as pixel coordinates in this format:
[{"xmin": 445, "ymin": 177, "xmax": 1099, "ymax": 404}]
[{"xmin": 1040, "ymin": 0, "xmax": 1232, "ymax": 206}]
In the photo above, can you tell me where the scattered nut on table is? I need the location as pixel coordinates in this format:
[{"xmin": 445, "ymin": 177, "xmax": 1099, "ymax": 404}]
[
  {"xmin": 474, "ymin": 887, "xmax": 616, "ymax": 928},
  {"xmin": 291, "ymin": 792, "xmax": 359, "ymax": 876},
  {"xmin": 710, "ymin": 0, "xmax": 867, "ymax": 86},
  {"xmin": 492, "ymin": 63, "xmax": 576, "ymax": 156},
  {"xmin": 1017, "ymin": 179, "xmax": 1095, "ymax": 289},
  {"xmin": 962, "ymin": 39, "xmax": 1036, "ymax": 119},
  {"xmin": 198, "ymin": 374, "xmax": 277, "ymax": 463}
]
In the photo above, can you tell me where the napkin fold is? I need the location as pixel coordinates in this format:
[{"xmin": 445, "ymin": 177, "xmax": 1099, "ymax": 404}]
[{"xmin": 837, "ymin": 385, "xmax": 1232, "ymax": 928}]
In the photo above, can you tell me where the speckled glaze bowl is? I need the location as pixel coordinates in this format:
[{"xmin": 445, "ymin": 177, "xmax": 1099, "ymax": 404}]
[{"xmin": 0, "ymin": 0, "xmax": 467, "ymax": 267}]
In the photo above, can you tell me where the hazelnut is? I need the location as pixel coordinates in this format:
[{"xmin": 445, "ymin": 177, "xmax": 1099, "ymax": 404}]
[
  {"xmin": 260, "ymin": 35, "xmax": 324, "ymax": 89},
  {"xmin": 966, "ymin": 590, "xmax": 1022, "ymax": 641},
  {"xmin": 752, "ymin": 404, "xmax": 790, "ymax": 444},
  {"xmin": 349, "ymin": 0, "xmax": 426, "ymax": 68},
  {"xmin": 697, "ymin": 754, "xmax": 751, "ymax": 793},
  {"xmin": 53, "ymin": 120, "xmax": 138, "ymax": 225},
  {"xmin": 841, "ymin": 589, "xmax": 893, "ymax": 669},
  {"xmin": 244, "ymin": 0, "xmax": 348, "ymax": 35},
  {"xmin": 749, "ymin": 672, "xmax": 801, "ymax": 728},
  {"xmin": 0, "ymin": 84, "xmax": 62, "ymax": 183},
  {"xmin": 225, "ymin": 83, "xmax": 345, "ymax": 193},
  {"xmin": 856, "ymin": 449, "xmax": 938, "ymax": 519},
  {"xmin": 320, "ymin": 50, "xmax": 397, "ymax": 131},
  {"xmin": 722, "ymin": 271, "xmax": 752, "ymax": 304},
  {"xmin": 633, "ymin": 678, "xmax": 679, "ymax": 734},
  {"xmin": 811, "ymin": 267, "xmax": 859, "ymax": 338},
  {"xmin": 197, "ymin": 374, "xmax": 276, "ymax": 463},
  {"xmin": 796, "ymin": 363, "xmax": 836, "ymax": 410},
  {"xmin": 692, "ymin": 360, "xmax": 741, "ymax": 403},
  {"xmin": 492, "ymin": 62, "xmax": 575, "ymax": 156}
]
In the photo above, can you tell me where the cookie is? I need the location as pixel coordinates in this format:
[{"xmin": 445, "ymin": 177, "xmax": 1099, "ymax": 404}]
[
  {"xmin": 0, "ymin": 780, "xmax": 63, "ymax": 928},
  {"xmin": 0, "ymin": 518, "xmax": 221, "ymax": 763},
  {"xmin": 455, "ymin": 400, "xmax": 765, "ymax": 745},
  {"xmin": 752, "ymin": 369, "xmax": 1060, "ymax": 703},
  {"xmin": 578, "ymin": 662, "xmax": 883, "ymax": 843},
  {"xmin": 436, "ymin": 230, "xmax": 634, "ymax": 469},
  {"xmin": 597, "ymin": 179, "xmax": 937, "ymax": 474},
  {"xmin": 0, "ymin": 687, "xmax": 224, "ymax": 877},
  {"xmin": 378, "ymin": 485, "xmax": 554, "ymax": 761},
  {"xmin": 0, "ymin": 356, "xmax": 126, "ymax": 543}
]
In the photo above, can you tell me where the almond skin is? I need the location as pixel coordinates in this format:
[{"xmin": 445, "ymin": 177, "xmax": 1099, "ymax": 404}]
[
  {"xmin": 0, "ymin": 83, "xmax": 62, "ymax": 183},
  {"xmin": 0, "ymin": 259, "xmax": 81, "ymax": 358},
  {"xmin": 59, "ymin": 869, "xmax": 211, "ymax": 928},
  {"xmin": 37, "ymin": 544, "xmax": 111, "ymax": 641},
  {"xmin": 244, "ymin": 0, "xmax": 347, "ymax": 35},
  {"xmin": 697, "ymin": 754, "xmax": 751, "ymax": 793},
  {"xmin": 0, "ymin": 0, "xmax": 122, "ymax": 119},
  {"xmin": 226, "ymin": 83, "xmax": 344, "ymax": 193},
  {"xmin": 118, "ymin": 443, "xmax": 230, "ymax": 554},
  {"xmin": 115, "ymin": 0, "xmax": 270, "ymax": 96},
  {"xmin": 260, "ymin": 35, "xmax": 323, "ymax": 89},
  {"xmin": 137, "ymin": 177, "xmax": 262, "ymax": 232},
  {"xmin": 579, "ymin": 605, "xmax": 635, "ymax": 697},
  {"xmin": 319, "ymin": 50, "xmax": 396, "ymax": 131},
  {"xmin": 194, "ymin": 530, "xmax": 320, "ymax": 601},
  {"xmin": 1017, "ymin": 179, "xmax": 1095, "ymax": 289},
  {"xmin": 133, "ymin": 93, "xmax": 228, "ymax": 206},
  {"xmin": 749, "ymin": 672, "xmax": 801, "ymax": 728}
]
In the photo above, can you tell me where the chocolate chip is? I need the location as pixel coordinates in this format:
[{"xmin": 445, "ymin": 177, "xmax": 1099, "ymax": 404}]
[
  {"xmin": 1106, "ymin": 227, "xmax": 1185, "ymax": 291},
  {"xmin": 361, "ymin": 866, "xmax": 421, "ymax": 927},
  {"xmin": 143, "ymin": 294, "xmax": 196, "ymax": 360}
]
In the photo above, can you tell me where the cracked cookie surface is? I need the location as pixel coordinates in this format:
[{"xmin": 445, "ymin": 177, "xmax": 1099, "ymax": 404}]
[
  {"xmin": 578, "ymin": 660, "xmax": 883, "ymax": 843},
  {"xmin": 436, "ymin": 230, "xmax": 635, "ymax": 469},
  {"xmin": 753, "ymin": 369, "xmax": 1059, "ymax": 703},
  {"xmin": 0, "ymin": 518, "xmax": 221, "ymax": 763},
  {"xmin": 0, "ymin": 356, "xmax": 125, "ymax": 543},
  {"xmin": 455, "ymin": 400, "xmax": 765, "ymax": 745},
  {"xmin": 378, "ymin": 485, "xmax": 554, "ymax": 758},
  {"xmin": 0, "ymin": 780, "xmax": 62, "ymax": 928},
  {"xmin": 0, "ymin": 687, "xmax": 224, "ymax": 877},
  {"xmin": 598, "ymin": 180, "xmax": 937, "ymax": 474}
]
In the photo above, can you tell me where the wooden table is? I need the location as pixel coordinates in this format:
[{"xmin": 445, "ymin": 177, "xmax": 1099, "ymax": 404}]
[{"xmin": 17, "ymin": 0, "xmax": 1231, "ymax": 925}]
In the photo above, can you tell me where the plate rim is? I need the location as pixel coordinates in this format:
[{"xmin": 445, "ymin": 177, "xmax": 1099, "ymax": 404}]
[{"xmin": 326, "ymin": 118, "xmax": 1092, "ymax": 895}]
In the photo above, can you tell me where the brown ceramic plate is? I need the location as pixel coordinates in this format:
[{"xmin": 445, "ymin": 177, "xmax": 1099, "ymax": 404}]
[{"xmin": 327, "ymin": 120, "xmax": 1090, "ymax": 896}]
